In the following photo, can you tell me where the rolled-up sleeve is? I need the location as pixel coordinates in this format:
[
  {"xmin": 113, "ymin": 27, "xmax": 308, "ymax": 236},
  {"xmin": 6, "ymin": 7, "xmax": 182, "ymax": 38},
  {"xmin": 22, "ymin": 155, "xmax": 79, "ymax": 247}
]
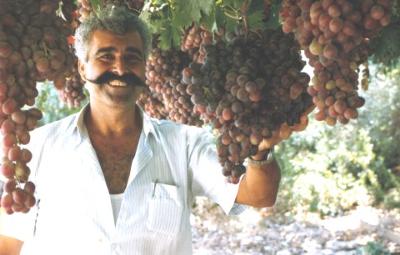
[{"xmin": 187, "ymin": 127, "xmax": 246, "ymax": 215}]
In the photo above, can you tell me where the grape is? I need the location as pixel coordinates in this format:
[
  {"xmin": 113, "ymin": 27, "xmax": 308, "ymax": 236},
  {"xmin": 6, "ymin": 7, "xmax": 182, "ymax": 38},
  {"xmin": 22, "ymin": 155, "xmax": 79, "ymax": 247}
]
[
  {"xmin": 281, "ymin": 0, "xmax": 392, "ymax": 125},
  {"xmin": 76, "ymin": 0, "xmax": 92, "ymax": 22},
  {"xmin": 180, "ymin": 25, "xmax": 218, "ymax": 64},
  {"xmin": 141, "ymin": 47, "xmax": 204, "ymax": 126},
  {"xmin": 78, "ymin": 5, "xmax": 318, "ymax": 182},
  {"xmin": 1, "ymin": 160, "xmax": 15, "ymax": 179},
  {"xmin": 137, "ymin": 89, "xmax": 168, "ymax": 120},
  {"xmin": 1, "ymin": 118, "xmax": 16, "ymax": 135},
  {"xmin": 0, "ymin": 0, "xmax": 67, "ymax": 214},
  {"xmin": 24, "ymin": 194, "xmax": 36, "ymax": 208},
  {"xmin": 185, "ymin": 29, "xmax": 313, "ymax": 180},
  {"xmin": 20, "ymin": 148, "xmax": 32, "ymax": 163},
  {"xmin": 12, "ymin": 188, "xmax": 27, "ymax": 205},
  {"xmin": 8, "ymin": 146, "xmax": 21, "ymax": 161},
  {"xmin": 23, "ymin": 181, "xmax": 36, "ymax": 194},
  {"xmin": 2, "ymin": 98, "xmax": 18, "ymax": 115},
  {"xmin": 4, "ymin": 179, "xmax": 17, "ymax": 193},
  {"xmin": 3, "ymin": 134, "xmax": 17, "ymax": 148},
  {"xmin": 0, "ymin": 193, "xmax": 13, "ymax": 208},
  {"xmin": 76, "ymin": 0, "xmax": 145, "ymax": 23},
  {"xmin": 11, "ymin": 110, "xmax": 27, "ymax": 125},
  {"xmin": 57, "ymin": 65, "xmax": 86, "ymax": 108}
]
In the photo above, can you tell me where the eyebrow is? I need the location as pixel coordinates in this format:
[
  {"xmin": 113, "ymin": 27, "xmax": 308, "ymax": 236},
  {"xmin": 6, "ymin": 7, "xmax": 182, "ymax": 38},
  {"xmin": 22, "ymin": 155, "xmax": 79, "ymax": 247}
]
[{"xmin": 95, "ymin": 47, "xmax": 144, "ymax": 57}]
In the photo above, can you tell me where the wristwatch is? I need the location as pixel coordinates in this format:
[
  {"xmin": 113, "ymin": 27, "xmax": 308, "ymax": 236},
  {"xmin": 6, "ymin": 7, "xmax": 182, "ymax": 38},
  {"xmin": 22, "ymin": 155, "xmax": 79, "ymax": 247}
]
[{"xmin": 247, "ymin": 148, "xmax": 274, "ymax": 166}]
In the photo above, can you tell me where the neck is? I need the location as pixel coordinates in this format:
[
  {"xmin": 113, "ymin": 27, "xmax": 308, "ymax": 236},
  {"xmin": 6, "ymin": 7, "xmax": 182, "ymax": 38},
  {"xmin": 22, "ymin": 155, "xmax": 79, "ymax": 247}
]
[{"xmin": 85, "ymin": 101, "xmax": 141, "ymax": 138}]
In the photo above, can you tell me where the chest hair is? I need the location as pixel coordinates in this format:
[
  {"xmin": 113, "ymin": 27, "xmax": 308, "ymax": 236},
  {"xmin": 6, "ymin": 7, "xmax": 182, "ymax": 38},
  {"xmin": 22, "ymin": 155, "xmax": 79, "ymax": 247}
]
[{"xmin": 96, "ymin": 147, "xmax": 135, "ymax": 194}]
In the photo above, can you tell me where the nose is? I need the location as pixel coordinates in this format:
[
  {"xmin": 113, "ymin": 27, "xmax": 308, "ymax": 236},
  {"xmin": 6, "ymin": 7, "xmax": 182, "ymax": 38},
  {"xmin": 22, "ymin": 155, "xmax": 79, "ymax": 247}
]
[{"xmin": 112, "ymin": 57, "xmax": 126, "ymax": 76}]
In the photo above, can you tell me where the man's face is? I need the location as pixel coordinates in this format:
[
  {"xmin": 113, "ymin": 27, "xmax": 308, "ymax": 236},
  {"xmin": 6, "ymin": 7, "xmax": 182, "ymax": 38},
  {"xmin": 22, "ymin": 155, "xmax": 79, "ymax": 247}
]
[{"xmin": 78, "ymin": 29, "xmax": 146, "ymax": 107}]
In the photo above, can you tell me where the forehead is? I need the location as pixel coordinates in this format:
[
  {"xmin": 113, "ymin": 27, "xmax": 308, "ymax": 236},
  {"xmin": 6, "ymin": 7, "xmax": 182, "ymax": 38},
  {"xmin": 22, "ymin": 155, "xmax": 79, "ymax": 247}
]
[{"xmin": 88, "ymin": 29, "xmax": 144, "ymax": 55}]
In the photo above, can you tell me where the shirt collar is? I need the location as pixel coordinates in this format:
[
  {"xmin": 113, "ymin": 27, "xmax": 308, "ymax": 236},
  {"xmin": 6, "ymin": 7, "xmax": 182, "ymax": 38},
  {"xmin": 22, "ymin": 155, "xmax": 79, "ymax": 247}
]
[
  {"xmin": 73, "ymin": 103, "xmax": 89, "ymax": 137},
  {"xmin": 72, "ymin": 103, "xmax": 157, "ymax": 141},
  {"xmin": 137, "ymin": 105, "xmax": 157, "ymax": 140}
]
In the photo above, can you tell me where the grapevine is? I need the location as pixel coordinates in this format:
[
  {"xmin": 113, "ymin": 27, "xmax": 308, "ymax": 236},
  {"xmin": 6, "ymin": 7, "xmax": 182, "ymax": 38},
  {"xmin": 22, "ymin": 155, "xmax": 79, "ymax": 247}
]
[
  {"xmin": 280, "ymin": 0, "xmax": 392, "ymax": 125},
  {"xmin": 0, "ymin": 0, "xmax": 73, "ymax": 214},
  {"xmin": 208, "ymin": 29, "xmax": 312, "ymax": 182},
  {"xmin": 76, "ymin": 0, "xmax": 145, "ymax": 22},
  {"xmin": 142, "ymin": 27, "xmax": 313, "ymax": 182},
  {"xmin": 144, "ymin": 47, "xmax": 204, "ymax": 126}
]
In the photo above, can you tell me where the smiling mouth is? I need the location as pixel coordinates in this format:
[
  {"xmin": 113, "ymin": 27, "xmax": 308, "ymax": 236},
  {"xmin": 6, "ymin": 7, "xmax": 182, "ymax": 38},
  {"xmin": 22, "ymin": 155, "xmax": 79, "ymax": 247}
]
[{"xmin": 107, "ymin": 80, "xmax": 128, "ymax": 87}]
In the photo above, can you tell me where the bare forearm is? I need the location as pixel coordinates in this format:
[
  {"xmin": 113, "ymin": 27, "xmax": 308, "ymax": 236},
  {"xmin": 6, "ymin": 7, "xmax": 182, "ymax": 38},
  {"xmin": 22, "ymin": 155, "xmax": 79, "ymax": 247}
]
[
  {"xmin": 0, "ymin": 235, "xmax": 23, "ymax": 255},
  {"xmin": 236, "ymin": 159, "xmax": 281, "ymax": 207}
]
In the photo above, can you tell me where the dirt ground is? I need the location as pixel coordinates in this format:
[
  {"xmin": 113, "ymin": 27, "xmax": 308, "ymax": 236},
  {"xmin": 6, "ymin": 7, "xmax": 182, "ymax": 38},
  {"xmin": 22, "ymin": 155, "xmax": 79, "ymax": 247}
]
[{"xmin": 191, "ymin": 197, "xmax": 400, "ymax": 255}]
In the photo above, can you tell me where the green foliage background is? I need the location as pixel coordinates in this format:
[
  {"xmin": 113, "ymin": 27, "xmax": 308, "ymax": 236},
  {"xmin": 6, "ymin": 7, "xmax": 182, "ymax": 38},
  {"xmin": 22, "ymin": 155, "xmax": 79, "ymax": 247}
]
[
  {"xmin": 35, "ymin": 82, "xmax": 84, "ymax": 126},
  {"xmin": 274, "ymin": 64, "xmax": 400, "ymax": 216}
]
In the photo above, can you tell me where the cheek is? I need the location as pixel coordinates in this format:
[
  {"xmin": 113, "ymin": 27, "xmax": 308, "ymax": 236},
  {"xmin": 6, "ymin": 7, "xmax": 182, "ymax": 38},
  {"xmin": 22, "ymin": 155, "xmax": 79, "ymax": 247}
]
[
  {"xmin": 135, "ymin": 65, "xmax": 146, "ymax": 80},
  {"xmin": 85, "ymin": 62, "xmax": 108, "ymax": 79}
]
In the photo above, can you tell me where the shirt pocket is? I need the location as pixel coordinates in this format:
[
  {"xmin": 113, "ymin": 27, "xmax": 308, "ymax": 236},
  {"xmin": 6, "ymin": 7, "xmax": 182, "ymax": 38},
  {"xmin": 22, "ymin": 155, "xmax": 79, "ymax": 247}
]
[{"xmin": 147, "ymin": 182, "xmax": 183, "ymax": 235}]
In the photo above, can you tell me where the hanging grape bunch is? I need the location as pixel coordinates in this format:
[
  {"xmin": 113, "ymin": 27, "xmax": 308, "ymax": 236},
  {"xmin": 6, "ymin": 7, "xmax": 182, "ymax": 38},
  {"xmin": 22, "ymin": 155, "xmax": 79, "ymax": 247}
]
[
  {"xmin": 184, "ymin": 41, "xmax": 232, "ymax": 125},
  {"xmin": 76, "ymin": 0, "xmax": 92, "ymax": 22},
  {"xmin": 181, "ymin": 25, "xmax": 215, "ymax": 64},
  {"xmin": 144, "ymin": 47, "xmax": 204, "ymax": 126},
  {"xmin": 137, "ymin": 90, "xmax": 168, "ymax": 120},
  {"xmin": 56, "ymin": 66, "xmax": 86, "ymax": 108},
  {"xmin": 76, "ymin": 0, "xmax": 145, "ymax": 23},
  {"xmin": 220, "ymin": 30, "xmax": 312, "ymax": 183},
  {"xmin": 280, "ymin": 0, "xmax": 392, "ymax": 125},
  {"xmin": 30, "ymin": 2, "xmax": 74, "ymax": 82},
  {"xmin": 182, "ymin": 28, "xmax": 313, "ymax": 183},
  {"xmin": 163, "ymin": 77, "xmax": 204, "ymax": 126},
  {"xmin": 0, "ymin": 0, "xmax": 73, "ymax": 214},
  {"xmin": 144, "ymin": 26, "xmax": 313, "ymax": 183}
]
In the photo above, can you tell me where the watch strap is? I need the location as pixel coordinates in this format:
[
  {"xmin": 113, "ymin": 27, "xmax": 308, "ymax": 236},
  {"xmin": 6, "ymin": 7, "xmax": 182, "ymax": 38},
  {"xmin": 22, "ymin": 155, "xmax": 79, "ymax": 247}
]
[{"xmin": 247, "ymin": 149, "xmax": 274, "ymax": 166}]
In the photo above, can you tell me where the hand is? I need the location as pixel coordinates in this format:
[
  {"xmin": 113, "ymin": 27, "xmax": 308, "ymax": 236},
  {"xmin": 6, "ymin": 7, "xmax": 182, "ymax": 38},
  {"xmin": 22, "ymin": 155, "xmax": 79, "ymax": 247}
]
[{"xmin": 258, "ymin": 136, "xmax": 280, "ymax": 151}]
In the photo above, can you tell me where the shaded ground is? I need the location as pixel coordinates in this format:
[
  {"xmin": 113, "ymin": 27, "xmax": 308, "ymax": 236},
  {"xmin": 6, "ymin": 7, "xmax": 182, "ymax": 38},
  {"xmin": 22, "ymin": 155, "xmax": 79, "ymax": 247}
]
[{"xmin": 191, "ymin": 198, "xmax": 400, "ymax": 255}]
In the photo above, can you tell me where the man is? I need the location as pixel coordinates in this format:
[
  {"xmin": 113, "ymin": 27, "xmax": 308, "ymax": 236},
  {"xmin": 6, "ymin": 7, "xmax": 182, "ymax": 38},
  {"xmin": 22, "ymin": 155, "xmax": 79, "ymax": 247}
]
[{"xmin": 0, "ymin": 5, "xmax": 281, "ymax": 255}]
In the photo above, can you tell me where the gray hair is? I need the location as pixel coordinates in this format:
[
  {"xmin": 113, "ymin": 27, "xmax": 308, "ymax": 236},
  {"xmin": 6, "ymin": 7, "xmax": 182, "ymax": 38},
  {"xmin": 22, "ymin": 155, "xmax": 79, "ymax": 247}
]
[{"xmin": 74, "ymin": 5, "xmax": 151, "ymax": 62}]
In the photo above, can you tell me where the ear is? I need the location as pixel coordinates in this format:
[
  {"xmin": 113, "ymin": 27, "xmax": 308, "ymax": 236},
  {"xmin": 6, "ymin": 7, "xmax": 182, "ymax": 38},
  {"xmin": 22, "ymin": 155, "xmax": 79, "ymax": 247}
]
[{"xmin": 77, "ymin": 60, "xmax": 87, "ymax": 82}]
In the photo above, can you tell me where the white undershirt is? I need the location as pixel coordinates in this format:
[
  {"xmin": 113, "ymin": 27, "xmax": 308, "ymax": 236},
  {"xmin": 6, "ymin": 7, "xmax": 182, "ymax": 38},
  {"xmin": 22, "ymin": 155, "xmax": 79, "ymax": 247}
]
[
  {"xmin": 110, "ymin": 193, "xmax": 124, "ymax": 224},
  {"xmin": 110, "ymin": 161, "xmax": 134, "ymax": 225}
]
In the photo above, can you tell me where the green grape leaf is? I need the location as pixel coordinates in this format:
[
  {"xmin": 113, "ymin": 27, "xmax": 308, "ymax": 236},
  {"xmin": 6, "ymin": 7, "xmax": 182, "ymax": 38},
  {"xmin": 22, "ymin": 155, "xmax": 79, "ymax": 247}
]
[
  {"xmin": 217, "ymin": 2, "xmax": 240, "ymax": 34},
  {"xmin": 248, "ymin": 0, "xmax": 264, "ymax": 14},
  {"xmin": 174, "ymin": 0, "xmax": 215, "ymax": 28},
  {"xmin": 222, "ymin": 0, "xmax": 243, "ymax": 9},
  {"xmin": 215, "ymin": 4, "xmax": 227, "ymax": 30},
  {"xmin": 201, "ymin": 2, "xmax": 218, "ymax": 32},
  {"xmin": 158, "ymin": 25, "xmax": 173, "ymax": 50},
  {"xmin": 170, "ymin": 16, "xmax": 184, "ymax": 48},
  {"xmin": 247, "ymin": 9, "xmax": 265, "ymax": 30},
  {"xmin": 265, "ymin": 0, "xmax": 282, "ymax": 30},
  {"xmin": 89, "ymin": 0, "xmax": 101, "ymax": 12}
]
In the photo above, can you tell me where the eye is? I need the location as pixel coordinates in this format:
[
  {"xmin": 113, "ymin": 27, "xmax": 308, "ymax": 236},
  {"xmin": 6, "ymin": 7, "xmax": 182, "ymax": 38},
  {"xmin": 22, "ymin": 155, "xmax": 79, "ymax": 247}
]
[
  {"xmin": 99, "ymin": 54, "xmax": 114, "ymax": 62},
  {"xmin": 125, "ymin": 54, "xmax": 143, "ymax": 64}
]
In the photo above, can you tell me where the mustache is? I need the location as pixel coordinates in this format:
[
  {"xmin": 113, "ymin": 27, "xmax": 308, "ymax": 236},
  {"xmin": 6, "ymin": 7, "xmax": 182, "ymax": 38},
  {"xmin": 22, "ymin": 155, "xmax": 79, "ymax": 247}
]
[{"xmin": 86, "ymin": 72, "xmax": 146, "ymax": 87}]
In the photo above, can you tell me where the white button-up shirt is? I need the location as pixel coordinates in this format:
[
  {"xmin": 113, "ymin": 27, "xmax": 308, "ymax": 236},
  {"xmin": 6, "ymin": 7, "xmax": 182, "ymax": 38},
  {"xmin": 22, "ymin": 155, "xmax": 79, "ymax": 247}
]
[{"xmin": 0, "ymin": 105, "xmax": 244, "ymax": 255}]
